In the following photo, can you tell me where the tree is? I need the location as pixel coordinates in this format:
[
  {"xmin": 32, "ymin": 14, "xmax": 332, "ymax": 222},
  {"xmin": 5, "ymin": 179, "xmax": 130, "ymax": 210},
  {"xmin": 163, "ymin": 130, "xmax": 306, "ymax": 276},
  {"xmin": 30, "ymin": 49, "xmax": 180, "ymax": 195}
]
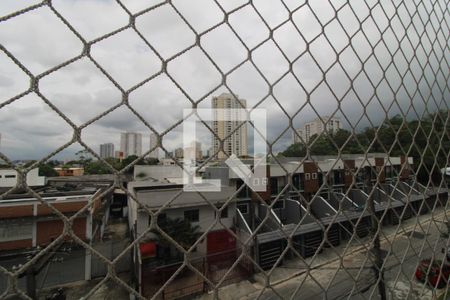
[
  {"xmin": 84, "ymin": 160, "xmax": 114, "ymax": 175},
  {"xmin": 38, "ymin": 163, "xmax": 58, "ymax": 177},
  {"xmin": 280, "ymin": 143, "xmax": 306, "ymax": 157},
  {"xmin": 152, "ymin": 217, "xmax": 202, "ymax": 261},
  {"xmin": 309, "ymin": 134, "xmax": 337, "ymax": 155},
  {"xmin": 75, "ymin": 149, "xmax": 92, "ymax": 167}
]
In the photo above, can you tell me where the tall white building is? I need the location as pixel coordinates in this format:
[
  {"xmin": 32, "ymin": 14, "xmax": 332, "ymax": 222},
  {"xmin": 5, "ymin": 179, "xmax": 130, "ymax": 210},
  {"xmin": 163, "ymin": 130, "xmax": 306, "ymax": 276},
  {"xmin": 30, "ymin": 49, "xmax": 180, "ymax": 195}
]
[
  {"xmin": 120, "ymin": 132, "xmax": 142, "ymax": 157},
  {"xmin": 149, "ymin": 133, "xmax": 159, "ymax": 159},
  {"xmin": 99, "ymin": 143, "xmax": 114, "ymax": 159},
  {"xmin": 184, "ymin": 141, "xmax": 203, "ymax": 161},
  {"xmin": 293, "ymin": 116, "xmax": 341, "ymax": 144},
  {"xmin": 212, "ymin": 93, "xmax": 248, "ymax": 160}
]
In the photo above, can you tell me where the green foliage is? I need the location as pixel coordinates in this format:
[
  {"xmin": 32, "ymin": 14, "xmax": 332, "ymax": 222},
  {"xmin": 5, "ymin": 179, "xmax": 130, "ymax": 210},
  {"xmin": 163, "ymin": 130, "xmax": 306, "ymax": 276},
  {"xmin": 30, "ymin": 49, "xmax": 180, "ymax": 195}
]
[
  {"xmin": 280, "ymin": 142, "xmax": 306, "ymax": 157},
  {"xmin": 136, "ymin": 172, "xmax": 147, "ymax": 178},
  {"xmin": 83, "ymin": 156, "xmax": 160, "ymax": 175},
  {"xmin": 156, "ymin": 218, "xmax": 202, "ymax": 250},
  {"xmin": 84, "ymin": 160, "xmax": 114, "ymax": 175},
  {"xmin": 281, "ymin": 111, "xmax": 449, "ymax": 185},
  {"xmin": 75, "ymin": 149, "xmax": 93, "ymax": 167},
  {"xmin": 151, "ymin": 217, "xmax": 202, "ymax": 262},
  {"xmin": 38, "ymin": 163, "xmax": 58, "ymax": 177}
]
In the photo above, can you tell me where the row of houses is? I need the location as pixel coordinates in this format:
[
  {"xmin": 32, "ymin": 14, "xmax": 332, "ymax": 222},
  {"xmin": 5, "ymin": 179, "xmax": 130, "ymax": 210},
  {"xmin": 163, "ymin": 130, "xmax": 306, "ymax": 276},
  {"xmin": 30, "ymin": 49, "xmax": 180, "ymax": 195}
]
[
  {"xmin": 0, "ymin": 155, "xmax": 447, "ymax": 299},
  {"xmin": 127, "ymin": 155, "xmax": 448, "ymax": 298}
]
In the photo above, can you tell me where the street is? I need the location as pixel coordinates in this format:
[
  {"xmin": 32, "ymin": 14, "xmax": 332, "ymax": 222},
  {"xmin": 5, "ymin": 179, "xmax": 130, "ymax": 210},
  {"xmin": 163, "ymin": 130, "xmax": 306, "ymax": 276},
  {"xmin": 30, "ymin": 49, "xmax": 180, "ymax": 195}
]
[{"xmin": 198, "ymin": 204, "xmax": 450, "ymax": 300}]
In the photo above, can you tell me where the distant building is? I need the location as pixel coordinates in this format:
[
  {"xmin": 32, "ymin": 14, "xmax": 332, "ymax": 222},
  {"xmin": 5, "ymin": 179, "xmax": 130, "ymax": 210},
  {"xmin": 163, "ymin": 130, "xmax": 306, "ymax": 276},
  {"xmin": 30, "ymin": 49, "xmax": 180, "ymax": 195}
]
[
  {"xmin": 173, "ymin": 147, "xmax": 183, "ymax": 159},
  {"xmin": 54, "ymin": 167, "xmax": 84, "ymax": 177},
  {"xmin": 160, "ymin": 158, "xmax": 176, "ymax": 166},
  {"xmin": 184, "ymin": 141, "xmax": 202, "ymax": 161},
  {"xmin": 0, "ymin": 168, "xmax": 45, "ymax": 188},
  {"xmin": 212, "ymin": 93, "xmax": 248, "ymax": 160},
  {"xmin": 0, "ymin": 183, "xmax": 114, "ymax": 284},
  {"xmin": 115, "ymin": 150, "xmax": 125, "ymax": 160},
  {"xmin": 148, "ymin": 133, "xmax": 158, "ymax": 159},
  {"xmin": 99, "ymin": 143, "xmax": 114, "ymax": 159},
  {"xmin": 294, "ymin": 116, "xmax": 341, "ymax": 144},
  {"xmin": 128, "ymin": 167, "xmax": 237, "ymax": 298},
  {"xmin": 206, "ymin": 147, "xmax": 213, "ymax": 158},
  {"xmin": 120, "ymin": 132, "xmax": 142, "ymax": 157}
]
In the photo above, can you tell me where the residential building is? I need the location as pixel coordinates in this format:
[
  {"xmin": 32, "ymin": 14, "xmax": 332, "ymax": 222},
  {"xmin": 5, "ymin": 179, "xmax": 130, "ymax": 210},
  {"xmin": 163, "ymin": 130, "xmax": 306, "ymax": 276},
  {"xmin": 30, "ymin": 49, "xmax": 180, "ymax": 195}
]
[
  {"xmin": 294, "ymin": 116, "xmax": 341, "ymax": 144},
  {"xmin": 292, "ymin": 128, "xmax": 304, "ymax": 144},
  {"xmin": 128, "ymin": 165, "xmax": 248, "ymax": 298},
  {"xmin": 148, "ymin": 133, "xmax": 158, "ymax": 159},
  {"xmin": 160, "ymin": 158, "xmax": 176, "ymax": 166},
  {"xmin": 184, "ymin": 141, "xmax": 202, "ymax": 161},
  {"xmin": 99, "ymin": 143, "xmax": 114, "ymax": 159},
  {"xmin": 202, "ymin": 154, "xmax": 447, "ymax": 270},
  {"xmin": 0, "ymin": 185, "xmax": 105, "ymax": 287},
  {"xmin": 127, "ymin": 156, "xmax": 447, "ymax": 298},
  {"xmin": 0, "ymin": 168, "xmax": 45, "ymax": 188},
  {"xmin": 212, "ymin": 93, "xmax": 248, "ymax": 159},
  {"xmin": 120, "ymin": 132, "xmax": 142, "ymax": 157},
  {"xmin": 115, "ymin": 150, "xmax": 124, "ymax": 160},
  {"xmin": 54, "ymin": 167, "xmax": 84, "ymax": 177},
  {"xmin": 0, "ymin": 177, "xmax": 132, "ymax": 292},
  {"xmin": 173, "ymin": 147, "xmax": 183, "ymax": 159}
]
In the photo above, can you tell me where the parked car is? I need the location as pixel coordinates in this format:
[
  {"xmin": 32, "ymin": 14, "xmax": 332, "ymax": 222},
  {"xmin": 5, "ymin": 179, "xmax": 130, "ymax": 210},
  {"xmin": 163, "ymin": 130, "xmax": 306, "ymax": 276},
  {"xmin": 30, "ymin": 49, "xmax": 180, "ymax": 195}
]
[{"xmin": 415, "ymin": 258, "xmax": 450, "ymax": 289}]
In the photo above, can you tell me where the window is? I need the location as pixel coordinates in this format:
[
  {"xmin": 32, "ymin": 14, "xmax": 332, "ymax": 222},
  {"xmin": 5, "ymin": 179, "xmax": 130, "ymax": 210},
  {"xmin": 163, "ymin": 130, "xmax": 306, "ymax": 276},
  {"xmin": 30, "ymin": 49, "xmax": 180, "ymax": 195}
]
[
  {"xmin": 184, "ymin": 209, "xmax": 199, "ymax": 223},
  {"xmin": 0, "ymin": 222, "xmax": 32, "ymax": 242},
  {"xmin": 305, "ymin": 173, "xmax": 310, "ymax": 180},
  {"xmin": 215, "ymin": 205, "xmax": 228, "ymax": 219},
  {"xmin": 312, "ymin": 173, "xmax": 317, "ymax": 179},
  {"xmin": 270, "ymin": 177, "xmax": 278, "ymax": 195},
  {"xmin": 293, "ymin": 174, "xmax": 300, "ymax": 189},
  {"xmin": 237, "ymin": 203, "xmax": 249, "ymax": 214},
  {"xmin": 236, "ymin": 179, "xmax": 249, "ymax": 198},
  {"xmin": 5, "ymin": 175, "xmax": 16, "ymax": 178},
  {"xmin": 149, "ymin": 213, "xmax": 167, "ymax": 226}
]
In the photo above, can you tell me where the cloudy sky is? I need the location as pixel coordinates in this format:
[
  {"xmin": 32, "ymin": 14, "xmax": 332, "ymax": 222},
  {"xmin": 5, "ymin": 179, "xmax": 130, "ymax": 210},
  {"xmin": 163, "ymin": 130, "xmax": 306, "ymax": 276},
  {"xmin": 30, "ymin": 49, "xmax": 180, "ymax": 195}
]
[{"xmin": 0, "ymin": 0, "xmax": 448, "ymax": 161}]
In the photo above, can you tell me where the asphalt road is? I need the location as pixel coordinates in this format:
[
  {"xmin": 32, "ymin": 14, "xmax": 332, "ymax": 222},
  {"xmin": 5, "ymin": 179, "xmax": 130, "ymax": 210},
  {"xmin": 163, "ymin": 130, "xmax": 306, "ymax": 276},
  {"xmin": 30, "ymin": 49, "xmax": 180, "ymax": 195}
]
[
  {"xmin": 195, "ymin": 205, "xmax": 450, "ymax": 300},
  {"xmin": 0, "ymin": 248, "xmax": 86, "ymax": 297},
  {"xmin": 244, "ymin": 209, "xmax": 449, "ymax": 300}
]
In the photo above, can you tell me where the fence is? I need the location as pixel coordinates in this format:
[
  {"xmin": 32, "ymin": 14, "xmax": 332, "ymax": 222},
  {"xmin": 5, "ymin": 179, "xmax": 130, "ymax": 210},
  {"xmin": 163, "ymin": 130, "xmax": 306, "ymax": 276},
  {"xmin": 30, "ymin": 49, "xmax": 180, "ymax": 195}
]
[
  {"xmin": 0, "ymin": 0, "xmax": 449, "ymax": 300},
  {"xmin": 142, "ymin": 248, "xmax": 252, "ymax": 299}
]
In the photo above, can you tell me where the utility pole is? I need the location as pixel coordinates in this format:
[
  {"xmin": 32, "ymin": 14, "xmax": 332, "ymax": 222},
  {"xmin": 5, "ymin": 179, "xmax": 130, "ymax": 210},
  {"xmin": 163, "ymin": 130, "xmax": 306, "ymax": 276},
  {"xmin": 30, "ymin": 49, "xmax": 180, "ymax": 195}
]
[
  {"xmin": 17, "ymin": 244, "xmax": 70, "ymax": 299},
  {"xmin": 365, "ymin": 166, "xmax": 387, "ymax": 300}
]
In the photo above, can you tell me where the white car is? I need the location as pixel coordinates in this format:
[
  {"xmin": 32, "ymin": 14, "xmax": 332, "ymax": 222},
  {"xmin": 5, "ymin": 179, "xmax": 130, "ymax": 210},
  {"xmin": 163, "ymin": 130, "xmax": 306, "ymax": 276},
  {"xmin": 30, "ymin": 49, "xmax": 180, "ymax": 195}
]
[{"xmin": 441, "ymin": 167, "xmax": 450, "ymax": 177}]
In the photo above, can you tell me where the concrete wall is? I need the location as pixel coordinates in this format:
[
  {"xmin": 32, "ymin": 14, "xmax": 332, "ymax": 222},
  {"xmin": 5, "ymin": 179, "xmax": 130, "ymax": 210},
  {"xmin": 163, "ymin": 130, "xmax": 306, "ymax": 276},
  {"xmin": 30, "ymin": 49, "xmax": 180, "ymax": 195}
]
[
  {"xmin": 284, "ymin": 200, "xmax": 301, "ymax": 224},
  {"xmin": 36, "ymin": 218, "xmax": 86, "ymax": 246},
  {"xmin": 135, "ymin": 186, "xmax": 236, "ymax": 209},
  {"xmin": 136, "ymin": 203, "xmax": 236, "ymax": 255},
  {"xmin": 0, "ymin": 168, "xmax": 45, "ymax": 187},
  {"xmin": 91, "ymin": 239, "xmax": 131, "ymax": 278}
]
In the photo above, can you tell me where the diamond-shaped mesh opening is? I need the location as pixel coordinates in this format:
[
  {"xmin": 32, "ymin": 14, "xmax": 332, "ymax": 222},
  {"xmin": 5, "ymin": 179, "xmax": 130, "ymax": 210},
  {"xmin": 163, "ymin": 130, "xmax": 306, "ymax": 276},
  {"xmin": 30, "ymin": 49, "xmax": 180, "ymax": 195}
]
[{"xmin": 0, "ymin": 0, "xmax": 449, "ymax": 299}]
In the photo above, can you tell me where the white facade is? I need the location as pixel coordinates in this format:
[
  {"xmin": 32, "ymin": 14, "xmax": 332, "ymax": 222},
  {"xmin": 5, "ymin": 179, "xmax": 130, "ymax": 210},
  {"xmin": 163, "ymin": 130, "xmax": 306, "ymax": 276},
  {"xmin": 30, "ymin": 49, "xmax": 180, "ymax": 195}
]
[
  {"xmin": 184, "ymin": 141, "xmax": 202, "ymax": 161},
  {"xmin": 0, "ymin": 168, "xmax": 45, "ymax": 188},
  {"xmin": 294, "ymin": 116, "xmax": 341, "ymax": 144},
  {"xmin": 99, "ymin": 143, "xmax": 114, "ymax": 159},
  {"xmin": 212, "ymin": 93, "xmax": 248, "ymax": 159},
  {"xmin": 148, "ymin": 133, "xmax": 159, "ymax": 159},
  {"xmin": 120, "ymin": 132, "xmax": 142, "ymax": 157},
  {"xmin": 128, "ymin": 180, "xmax": 236, "ymax": 255}
]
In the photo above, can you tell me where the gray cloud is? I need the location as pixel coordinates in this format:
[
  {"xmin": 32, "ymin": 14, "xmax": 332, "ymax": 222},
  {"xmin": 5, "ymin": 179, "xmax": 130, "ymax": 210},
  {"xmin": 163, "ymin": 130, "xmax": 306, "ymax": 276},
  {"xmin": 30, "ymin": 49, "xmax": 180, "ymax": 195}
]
[{"xmin": 0, "ymin": 0, "xmax": 448, "ymax": 161}]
